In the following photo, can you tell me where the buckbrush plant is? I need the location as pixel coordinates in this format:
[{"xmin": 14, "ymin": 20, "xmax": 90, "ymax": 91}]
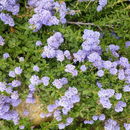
[{"xmin": 0, "ymin": 0, "xmax": 130, "ymax": 130}]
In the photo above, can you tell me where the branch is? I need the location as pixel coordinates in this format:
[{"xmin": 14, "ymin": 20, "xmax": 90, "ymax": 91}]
[{"xmin": 67, "ymin": 21, "xmax": 114, "ymax": 31}]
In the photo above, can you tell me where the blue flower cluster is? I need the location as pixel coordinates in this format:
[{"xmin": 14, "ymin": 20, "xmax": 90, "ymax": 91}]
[
  {"xmin": 28, "ymin": 0, "xmax": 75, "ymax": 32},
  {"xmin": 0, "ymin": 0, "xmax": 19, "ymax": 26},
  {"xmin": 105, "ymin": 119, "xmax": 120, "ymax": 130},
  {"xmin": 78, "ymin": 0, "xmax": 107, "ymax": 12},
  {"xmin": 41, "ymin": 32, "xmax": 66, "ymax": 62}
]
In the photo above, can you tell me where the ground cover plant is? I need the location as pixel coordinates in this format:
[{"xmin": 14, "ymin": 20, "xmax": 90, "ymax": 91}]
[{"xmin": 0, "ymin": 0, "xmax": 130, "ymax": 130}]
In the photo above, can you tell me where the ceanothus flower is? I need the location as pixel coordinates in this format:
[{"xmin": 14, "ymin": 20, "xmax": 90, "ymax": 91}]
[
  {"xmin": 65, "ymin": 64, "xmax": 78, "ymax": 76},
  {"xmin": 109, "ymin": 68, "xmax": 118, "ymax": 75},
  {"xmin": 118, "ymin": 69, "xmax": 125, "ymax": 80},
  {"xmin": 96, "ymin": 82, "xmax": 102, "ymax": 88},
  {"xmin": 80, "ymin": 65, "xmax": 87, "ymax": 72},
  {"xmin": 14, "ymin": 67, "xmax": 23, "ymax": 75},
  {"xmin": 56, "ymin": 50, "xmax": 65, "ymax": 62},
  {"xmin": 52, "ymin": 77, "xmax": 68, "ymax": 89},
  {"xmin": 97, "ymin": 70, "xmax": 104, "ymax": 77},
  {"xmin": 66, "ymin": 117, "xmax": 74, "ymax": 126},
  {"xmin": 0, "ymin": 13, "xmax": 15, "ymax": 26},
  {"xmin": 41, "ymin": 46, "xmax": 56, "ymax": 58},
  {"xmin": 64, "ymin": 50, "xmax": 71, "ymax": 60},
  {"xmin": 19, "ymin": 57, "xmax": 24, "ymax": 62},
  {"xmin": 47, "ymin": 104, "xmax": 57, "ymax": 112},
  {"xmin": 88, "ymin": 52, "xmax": 101, "ymax": 63},
  {"xmin": 19, "ymin": 125, "xmax": 25, "ymax": 130},
  {"xmin": 115, "ymin": 101, "xmax": 126, "ymax": 112},
  {"xmin": 124, "ymin": 123, "xmax": 130, "ymax": 130},
  {"xmin": 123, "ymin": 85, "xmax": 130, "ymax": 92},
  {"xmin": 28, "ymin": 84, "xmax": 36, "ymax": 92},
  {"xmin": 30, "ymin": 75, "xmax": 40, "ymax": 86},
  {"xmin": 99, "ymin": 114, "xmax": 105, "ymax": 121},
  {"xmin": 98, "ymin": 89, "xmax": 115, "ymax": 98},
  {"xmin": 0, "ymin": 82, "xmax": 6, "ymax": 92},
  {"xmin": 125, "ymin": 41, "xmax": 130, "ymax": 48},
  {"xmin": 11, "ymin": 80, "xmax": 21, "ymax": 87},
  {"xmin": 40, "ymin": 113, "xmax": 46, "ymax": 118},
  {"xmin": 99, "ymin": 97, "xmax": 112, "ymax": 109},
  {"xmin": 3, "ymin": 53, "xmax": 10, "ymax": 59},
  {"xmin": 23, "ymin": 110, "xmax": 29, "ymax": 116},
  {"xmin": 33, "ymin": 65, "xmax": 40, "ymax": 72},
  {"xmin": 41, "ymin": 76, "xmax": 50, "ymax": 86},
  {"xmin": 9, "ymin": 71, "xmax": 16, "ymax": 78},
  {"xmin": 47, "ymin": 32, "xmax": 64, "ymax": 49},
  {"xmin": 84, "ymin": 120, "xmax": 94, "ymax": 124},
  {"xmin": 58, "ymin": 123, "xmax": 66, "ymax": 129},
  {"xmin": 105, "ymin": 119, "xmax": 120, "ymax": 130},
  {"xmin": 26, "ymin": 93, "xmax": 35, "ymax": 104},
  {"xmin": 11, "ymin": 91, "xmax": 19, "ymax": 100},
  {"xmin": 0, "ymin": 35, "xmax": 5, "ymax": 46},
  {"xmin": 92, "ymin": 115, "xmax": 99, "ymax": 121},
  {"xmin": 115, "ymin": 93, "xmax": 122, "ymax": 100},
  {"xmin": 103, "ymin": 61, "xmax": 112, "ymax": 69},
  {"xmin": 36, "ymin": 40, "xmax": 42, "ymax": 46},
  {"xmin": 119, "ymin": 57, "xmax": 129, "ymax": 68},
  {"xmin": 73, "ymin": 50, "xmax": 87, "ymax": 62}
]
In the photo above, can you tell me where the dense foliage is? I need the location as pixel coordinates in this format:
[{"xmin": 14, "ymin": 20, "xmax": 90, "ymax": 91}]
[{"xmin": 0, "ymin": 0, "xmax": 130, "ymax": 130}]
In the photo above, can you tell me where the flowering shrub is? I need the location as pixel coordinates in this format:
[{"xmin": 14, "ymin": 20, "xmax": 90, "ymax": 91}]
[{"xmin": 0, "ymin": 0, "xmax": 130, "ymax": 130}]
